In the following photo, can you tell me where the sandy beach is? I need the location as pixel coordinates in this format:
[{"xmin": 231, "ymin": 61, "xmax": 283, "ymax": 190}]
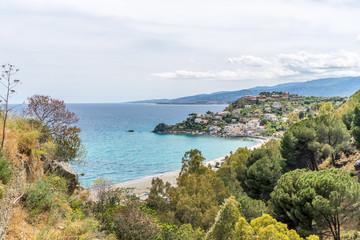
[{"xmin": 113, "ymin": 138, "xmax": 267, "ymax": 199}]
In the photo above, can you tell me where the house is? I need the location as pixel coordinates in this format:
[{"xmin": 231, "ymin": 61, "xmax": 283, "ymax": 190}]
[
  {"xmin": 239, "ymin": 118, "xmax": 252, "ymax": 122},
  {"xmin": 231, "ymin": 119, "xmax": 237, "ymax": 123},
  {"xmin": 247, "ymin": 119, "xmax": 260, "ymax": 128},
  {"xmin": 223, "ymin": 126, "xmax": 233, "ymax": 133},
  {"xmin": 257, "ymin": 95, "xmax": 267, "ymax": 102},
  {"xmin": 214, "ymin": 115, "xmax": 222, "ymax": 120},
  {"xmin": 244, "ymin": 105, "xmax": 252, "ymax": 109},
  {"xmin": 217, "ymin": 111, "xmax": 230, "ymax": 116},
  {"xmin": 243, "ymin": 95, "xmax": 257, "ymax": 103},
  {"xmin": 232, "ymin": 109, "xmax": 242, "ymax": 114},
  {"xmin": 209, "ymin": 125, "xmax": 221, "ymax": 133},
  {"xmin": 265, "ymin": 114, "xmax": 278, "ymax": 121},
  {"xmin": 194, "ymin": 118, "xmax": 202, "ymax": 123},
  {"xmin": 273, "ymin": 102, "xmax": 282, "ymax": 109},
  {"xmin": 200, "ymin": 119, "xmax": 208, "ymax": 124},
  {"xmin": 283, "ymin": 92, "xmax": 289, "ymax": 98}
]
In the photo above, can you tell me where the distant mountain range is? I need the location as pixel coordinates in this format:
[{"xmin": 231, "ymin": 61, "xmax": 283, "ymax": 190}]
[{"xmin": 133, "ymin": 76, "xmax": 360, "ymax": 104}]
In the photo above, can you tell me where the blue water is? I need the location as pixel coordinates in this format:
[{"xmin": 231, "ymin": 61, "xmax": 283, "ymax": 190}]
[{"xmin": 67, "ymin": 103, "xmax": 258, "ymax": 187}]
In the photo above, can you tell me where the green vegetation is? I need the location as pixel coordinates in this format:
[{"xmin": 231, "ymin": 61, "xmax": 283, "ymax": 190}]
[
  {"xmin": 23, "ymin": 179, "xmax": 56, "ymax": 217},
  {"xmin": 158, "ymin": 92, "xmax": 346, "ymax": 138},
  {"xmin": 270, "ymin": 169, "xmax": 360, "ymax": 239},
  {"xmin": 281, "ymin": 114, "xmax": 350, "ymax": 171},
  {"xmin": 205, "ymin": 196, "xmax": 240, "ymax": 240},
  {"xmin": 3, "ymin": 75, "xmax": 360, "ymax": 240},
  {"xmin": 0, "ymin": 150, "xmax": 12, "ymax": 184}
]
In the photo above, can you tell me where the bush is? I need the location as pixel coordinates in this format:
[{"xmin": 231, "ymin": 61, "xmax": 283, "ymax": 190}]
[
  {"xmin": 23, "ymin": 180, "xmax": 55, "ymax": 216},
  {"xmin": 0, "ymin": 151, "xmax": 13, "ymax": 184}
]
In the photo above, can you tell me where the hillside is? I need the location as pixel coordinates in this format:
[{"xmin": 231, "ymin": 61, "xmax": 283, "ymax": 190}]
[
  {"xmin": 135, "ymin": 76, "xmax": 360, "ymax": 104},
  {"xmin": 337, "ymin": 89, "xmax": 360, "ymax": 115}
]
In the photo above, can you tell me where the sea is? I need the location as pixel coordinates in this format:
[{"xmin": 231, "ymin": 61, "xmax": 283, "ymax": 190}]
[{"xmin": 64, "ymin": 103, "xmax": 259, "ymax": 187}]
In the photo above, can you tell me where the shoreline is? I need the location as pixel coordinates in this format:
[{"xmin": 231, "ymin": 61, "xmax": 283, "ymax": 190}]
[{"xmin": 112, "ymin": 138, "xmax": 268, "ymax": 199}]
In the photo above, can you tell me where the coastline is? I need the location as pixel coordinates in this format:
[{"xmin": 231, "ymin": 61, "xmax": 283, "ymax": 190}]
[{"xmin": 112, "ymin": 138, "xmax": 268, "ymax": 199}]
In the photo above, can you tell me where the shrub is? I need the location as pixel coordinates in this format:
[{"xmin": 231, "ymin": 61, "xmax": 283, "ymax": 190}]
[
  {"xmin": 23, "ymin": 180, "xmax": 55, "ymax": 216},
  {"xmin": 43, "ymin": 174, "xmax": 68, "ymax": 195},
  {"xmin": 109, "ymin": 202, "xmax": 161, "ymax": 240},
  {"xmin": 0, "ymin": 151, "xmax": 13, "ymax": 184}
]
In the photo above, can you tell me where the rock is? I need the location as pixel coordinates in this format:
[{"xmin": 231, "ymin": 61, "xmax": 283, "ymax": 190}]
[
  {"xmin": 354, "ymin": 159, "xmax": 360, "ymax": 171},
  {"xmin": 152, "ymin": 123, "xmax": 172, "ymax": 133},
  {"xmin": 48, "ymin": 161, "xmax": 80, "ymax": 195}
]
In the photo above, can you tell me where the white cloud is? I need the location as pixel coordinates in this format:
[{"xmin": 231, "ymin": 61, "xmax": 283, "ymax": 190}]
[
  {"xmin": 356, "ymin": 35, "xmax": 360, "ymax": 44},
  {"xmin": 154, "ymin": 50, "xmax": 360, "ymax": 81},
  {"xmin": 2, "ymin": 0, "xmax": 360, "ymax": 102}
]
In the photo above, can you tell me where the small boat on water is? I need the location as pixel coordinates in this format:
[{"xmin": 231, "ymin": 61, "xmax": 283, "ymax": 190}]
[{"xmin": 126, "ymin": 129, "xmax": 134, "ymax": 132}]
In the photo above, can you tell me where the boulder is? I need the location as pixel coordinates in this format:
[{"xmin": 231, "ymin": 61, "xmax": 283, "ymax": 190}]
[
  {"xmin": 152, "ymin": 123, "xmax": 172, "ymax": 133},
  {"xmin": 48, "ymin": 161, "xmax": 79, "ymax": 195},
  {"xmin": 355, "ymin": 159, "xmax": 360, "ymax": 171}
]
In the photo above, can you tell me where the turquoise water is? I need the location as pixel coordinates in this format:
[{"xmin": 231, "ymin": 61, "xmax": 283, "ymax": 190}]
[{"xmin": 67, "ymin": 103, "xmax": 258, "ymax": 187}]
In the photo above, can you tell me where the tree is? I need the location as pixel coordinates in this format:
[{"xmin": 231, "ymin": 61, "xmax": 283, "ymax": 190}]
[
  {"xmin": 216, "ymin": 147, "xmax": 251, "ymax": 195},
  {"xmin": 281, "ymin": 115, "xmax": 350, "ymax": 171},
  {"xmin": 352, "ymin": 105, "xmax": 360, "ymax": 148},
  {"xmin": 205, "ymin": 196, "xmax": 241, "ymax": 240},
  {"xmin": 342, "ymin": 110, "xmax": 354, "ymax": 130},
  {"xmin": 245, "ymin": 156, "xmax": 285, "ymax": 201},
  {"xmin": 170, "ymin": 169, "xmax": 229, "ymax": 230},
  {"xmin": 237, "ymin": 193, "xmax": 267, "ymax": 221},
  {"xmin": 270, "ymin": 169, "xmax": 360, "ymax": 239},
  {"xmin": 109, "ymin": 202, "xmax": 161, "ymax": 240},
  {"xmin": 233, "ymin": 214, "xmax": 318, "ymax": 240},
  {"xmin": 179, "ymin": 149, "xmax": 207, "ymax": 178},
  {"xmin": 24, "ymin": 95, "xmax": 85, "ymax": 163},
  {"xmin": 147, "ymin": 177, "xmax": 173, "ymax": 223},
  {"xmin": 0, "ymin": 64, "xmax": 21, "ymax": 148},
  {"xmin": 298, "ymin": 111, "xmax": 305, "ymax": 120},
  {"xmin": 269, "ymin": 169, "xmax": 315, "ymax": 237},
  {"xmin": 169, "ymin": 150, "xmax": 229, "ymax": 230},
  {"xmin": 287, "ymin": 112, "xmax": 300, "ymax": 127},
  {"xmin": 318, "ymin": 102, "xmax": 334, "ymax": 116}
]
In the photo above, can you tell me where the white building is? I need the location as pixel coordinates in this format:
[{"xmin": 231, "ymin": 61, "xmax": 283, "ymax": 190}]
[
  {"xmin": 265, "ymin": 114, "xmax": 278, "ymax": 121},
  {"xmin": 194, "ymin": 118, "xmax": 202, "ymax": 123}
]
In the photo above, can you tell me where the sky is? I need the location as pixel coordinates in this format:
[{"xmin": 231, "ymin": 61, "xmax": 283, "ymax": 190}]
[{"xmin": 1, "ymin": 0, "xmax": 360, "ymax": 103}]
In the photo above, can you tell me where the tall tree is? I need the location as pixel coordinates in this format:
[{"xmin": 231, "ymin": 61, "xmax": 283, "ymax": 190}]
[
  {"xmin": 352, "ymin": 105, "xmax": 360, "ymax": 148},
  {"xmin": 205, "ymin": 196, "xmax": 241, "ymax": 240},
  {"xmin": 281, "ymin": 115, "xmax": 350, "ymax": 171},
  {"xmin": 270, "ymin": 168, "xmax": 360, "ymax": 239},
  {"xmin": 0, "ymin": 64, "xmax": 20, "ymax": 148},
  {"xmin": 25, "ymin": 95, "xmax": 85, "ymax": 163},
  {"xmin": 169, "ymin": 149, "xmax": 229, "ymax": 230}
]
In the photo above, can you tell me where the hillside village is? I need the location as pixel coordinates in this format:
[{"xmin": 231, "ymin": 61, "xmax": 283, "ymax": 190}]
[{"xmin": 154, "ymin": 91, "xmax": 346, "ymax": 138}]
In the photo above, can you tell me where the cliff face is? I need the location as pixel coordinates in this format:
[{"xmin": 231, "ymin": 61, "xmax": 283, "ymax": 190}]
[{"xmin": 0, "ymin": 167, "xmax": 26, "ymax": 240}]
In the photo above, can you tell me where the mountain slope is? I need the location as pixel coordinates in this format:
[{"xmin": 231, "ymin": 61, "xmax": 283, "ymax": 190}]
[
  {"xmin": 135, "ymin": 76, "xmax": 360, "ymax": 104},
  {"xmin": 337, "ymin": 89, "xmax": 360, "ymax": 115}
]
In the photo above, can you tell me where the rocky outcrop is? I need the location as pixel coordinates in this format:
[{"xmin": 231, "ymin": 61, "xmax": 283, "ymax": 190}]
[
  {"xmin": 0, "ymin": 167, "xmax": 26, "ymax": 240},
  {"xmin": 152, "ymin": 123, "xmax": 173, "ymax": 133},
  {"xmin": 47, "ymin": 161, "xmax": 80, "ymax": 195}
]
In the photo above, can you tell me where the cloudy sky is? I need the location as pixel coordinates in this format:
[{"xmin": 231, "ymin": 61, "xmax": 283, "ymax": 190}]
[{"xmin": 1, "ymin": 0, "xmax": 360, "ymax": 103}]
